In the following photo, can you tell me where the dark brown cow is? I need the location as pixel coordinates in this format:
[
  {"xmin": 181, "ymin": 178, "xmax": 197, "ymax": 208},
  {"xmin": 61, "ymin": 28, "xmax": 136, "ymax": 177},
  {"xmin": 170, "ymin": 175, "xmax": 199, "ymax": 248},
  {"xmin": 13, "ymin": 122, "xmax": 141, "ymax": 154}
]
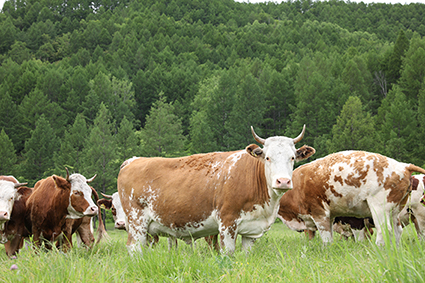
[
  {"xmin": 118, "ymin": 126, "xmax": 315, "ymax": 254},
  {"xmin": 0, "ymin": 176, "xmax": 27, "ymax": 226},
  {"xmin": 277, "ymin": 151, "xmax": 425, "ymax": 246},
  {"xmin": 26, "ymin": 169, "xmax": 99, "ymax": 250},
  {"xmin": 1, "ymin": 186, "xmax": 33, "ymax": 256}
]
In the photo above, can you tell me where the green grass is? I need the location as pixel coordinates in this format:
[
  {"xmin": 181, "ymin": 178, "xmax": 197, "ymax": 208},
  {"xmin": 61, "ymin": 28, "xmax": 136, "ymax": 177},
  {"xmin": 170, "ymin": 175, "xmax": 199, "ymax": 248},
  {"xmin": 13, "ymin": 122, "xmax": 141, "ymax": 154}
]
[{"xmin": 1, "ymin": 222, "xmax": 425, "ymax": 282}]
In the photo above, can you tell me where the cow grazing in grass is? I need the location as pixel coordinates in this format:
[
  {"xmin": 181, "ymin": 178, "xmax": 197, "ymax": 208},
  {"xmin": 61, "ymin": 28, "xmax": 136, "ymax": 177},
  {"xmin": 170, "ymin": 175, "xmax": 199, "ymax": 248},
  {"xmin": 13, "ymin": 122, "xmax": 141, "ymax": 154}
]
[
  {"xmin": 277, "ymin": 151, "xmax": 425, "ymax": 246},
  {"xmin": 26, "ymin": 169, "xmax": 99, "ymax": 250},
  {"xmin": 118, "ymin": 126, "xmax": 315, "ymax": 255}
]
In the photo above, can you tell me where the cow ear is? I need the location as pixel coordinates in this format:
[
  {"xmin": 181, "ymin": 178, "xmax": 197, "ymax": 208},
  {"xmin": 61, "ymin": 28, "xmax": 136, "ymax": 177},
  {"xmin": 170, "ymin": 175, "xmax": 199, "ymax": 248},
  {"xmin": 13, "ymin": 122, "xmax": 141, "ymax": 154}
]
[
  {"xmin": 52, "ymin": 175, "xmax": 71, "ymax": 190},
  {"xmin": 97, "ymin": 199, "xmax": 112, "ymax": 210},
  {"xmin": 246, "ymin": 144, "xmax": 264, "ymax": 159},
  {"xmin": 295, "ymin": 145, "xmax": 316, "ymax": 161}
]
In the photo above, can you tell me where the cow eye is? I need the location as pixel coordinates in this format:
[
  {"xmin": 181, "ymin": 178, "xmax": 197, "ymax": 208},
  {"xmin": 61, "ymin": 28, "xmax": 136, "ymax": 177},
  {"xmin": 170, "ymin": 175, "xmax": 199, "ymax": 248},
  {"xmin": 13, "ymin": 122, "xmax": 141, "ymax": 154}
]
[
  {"xmin": 291, "ymin": 157, "xmax": 295, "ymax": 161},
  {"xmin": 74, "ymin": 191, "xmax": 81, "ymax": 196},
  {"xmin": 266, "ymin": 157, "xmax": 270, "ymax": 161}
]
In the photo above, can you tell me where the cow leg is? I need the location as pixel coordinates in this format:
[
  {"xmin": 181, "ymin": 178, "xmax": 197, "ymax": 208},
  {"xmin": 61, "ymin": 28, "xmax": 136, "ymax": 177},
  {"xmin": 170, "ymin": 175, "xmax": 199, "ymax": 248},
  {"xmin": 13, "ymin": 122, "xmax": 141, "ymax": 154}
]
[
  {"xmin": 4, "ymin": 235, "xmax": 23, "ymax": 257},
  {"xmin": 219, "ymin": 224, "xmax": 237, "ymax": 255},
  {"xmin": 167, "ymin": 237, "xmax": 178, "ymax": 251},
  {"xmin": 312, "ymin": 216, "xmax": 333, "ymax": 244},
  {"xmin": 241, "ymin": 236, "xmax": 256, "ymax": 252},
  {"xmin": 304, "ymin": 230, "xmax": 316, "ymax": 240},
  {"xmin": 126, "ymin": 213, "xmax": 151, "ymax": 255},
  {"xmin": 367, "ymin": 198, "xmax": 400, "ymax": 246}
]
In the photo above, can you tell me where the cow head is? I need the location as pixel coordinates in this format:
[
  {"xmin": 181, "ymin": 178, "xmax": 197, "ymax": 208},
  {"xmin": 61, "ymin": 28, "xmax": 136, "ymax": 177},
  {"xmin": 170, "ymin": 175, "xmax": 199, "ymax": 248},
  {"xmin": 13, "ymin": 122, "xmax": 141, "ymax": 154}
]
[
  {"xmin": 53, "ymin": 168, "xmax": 99, "ymax": 219},
  {"xmin": 246, "ymin": 125, "xmax": 315, "ymax": 191},
  {"xmin": 0, "ymin": 180, "xmax": 27, "ymax": 228},
  {"xmin": 98, "ymin": 192, "xmax": 126, "ymax": 230}
]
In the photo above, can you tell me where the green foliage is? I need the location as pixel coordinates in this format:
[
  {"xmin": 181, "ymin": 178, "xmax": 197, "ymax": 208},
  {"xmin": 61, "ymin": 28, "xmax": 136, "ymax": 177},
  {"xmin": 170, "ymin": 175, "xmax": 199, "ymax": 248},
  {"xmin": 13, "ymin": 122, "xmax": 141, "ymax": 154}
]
[
  {"xmin": 0, "ymin": 0, "xmax": 424, "ymax": 187},
  {"xmin": 327, "ymin": 96, "xmax": 378, "ymax": 153},
  {"xmin": 0, "ymin": 129, "xmax": 17, "ymax": 175},
  {"xmin": 140, "ymin": 93, "xmax": 186, "ymax": 157}
]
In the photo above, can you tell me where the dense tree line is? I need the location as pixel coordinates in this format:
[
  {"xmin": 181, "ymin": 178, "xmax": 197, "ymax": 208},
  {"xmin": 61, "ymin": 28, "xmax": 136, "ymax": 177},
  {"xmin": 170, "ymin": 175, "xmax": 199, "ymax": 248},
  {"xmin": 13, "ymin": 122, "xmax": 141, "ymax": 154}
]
[{"xmin": 1, "ymin": 0, "xmax": 425, "ymax": 197}]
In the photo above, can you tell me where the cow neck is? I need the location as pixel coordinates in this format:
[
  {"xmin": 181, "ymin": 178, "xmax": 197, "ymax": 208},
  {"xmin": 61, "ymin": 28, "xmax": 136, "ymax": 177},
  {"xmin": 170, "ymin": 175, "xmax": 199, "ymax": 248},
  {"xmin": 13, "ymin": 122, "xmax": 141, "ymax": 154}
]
[
  {"xmin": 51, "ymin": 179, "xmax": 71, "ymax": 221},
  {"xmin": 247, "ymin": 155, "xmax": 272, "ymax": 208}
]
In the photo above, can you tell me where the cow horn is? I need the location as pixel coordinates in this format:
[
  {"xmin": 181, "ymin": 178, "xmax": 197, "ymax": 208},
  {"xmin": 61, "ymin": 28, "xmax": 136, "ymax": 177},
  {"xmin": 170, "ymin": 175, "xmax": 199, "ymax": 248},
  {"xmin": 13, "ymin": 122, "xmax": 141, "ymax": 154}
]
[
  {"xmin": 14, "ymin": 182, "xmax": 28, "ymax": 188},
  {"xmin": 293, "ymin": 125, "xmax": 306, "ymax": 144},
  {"xmin": 101, "ymin": 192, "xmax": 113, "ymax": 199},
  {"xmin": 251, "ymin": 126, "xmax": 265, "ymax": 145},
  {"xmin": 87, "ymin": 174, "xmax": 97, "ymax": 183},
  {"xmin": 65, "ymin": 167, "xmax": 70, "ymax": 181}
]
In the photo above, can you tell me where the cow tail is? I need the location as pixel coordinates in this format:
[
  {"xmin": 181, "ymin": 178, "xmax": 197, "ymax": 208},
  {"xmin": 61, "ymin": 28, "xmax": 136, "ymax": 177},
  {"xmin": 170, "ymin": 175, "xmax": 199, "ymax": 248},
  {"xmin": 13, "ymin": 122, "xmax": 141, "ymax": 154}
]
[{"xmin": 407, "ymin": 164, "xmax": 425, "ymax": 175}]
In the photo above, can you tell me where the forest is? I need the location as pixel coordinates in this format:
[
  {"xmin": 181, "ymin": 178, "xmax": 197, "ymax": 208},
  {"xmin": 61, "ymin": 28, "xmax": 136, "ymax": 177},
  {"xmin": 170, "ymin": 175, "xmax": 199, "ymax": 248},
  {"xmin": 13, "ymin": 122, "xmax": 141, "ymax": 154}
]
[{"xmin": 1, "ymin": 0, "xmax": 425, "ymax": 196}]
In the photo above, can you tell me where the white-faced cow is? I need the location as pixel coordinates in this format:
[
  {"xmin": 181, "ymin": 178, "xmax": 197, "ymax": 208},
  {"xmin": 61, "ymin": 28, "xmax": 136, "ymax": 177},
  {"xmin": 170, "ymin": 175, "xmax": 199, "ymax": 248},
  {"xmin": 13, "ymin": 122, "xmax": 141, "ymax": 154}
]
[
  {"xmin": 26, "ymin": 169, "xmax": 99, "ymax": 250},
  {"xmin": 0, "ymin": 176, "xmax": 27, "ymax": 230},
  {"xmin": 278, "ymin": 151, "xmax": 425, "ymax": 246},
  {"xmin": 398, "ymin": 174, "xmax": 425, "ymax": 239},
  {"xmin": 98, "ymin": 192, "xmax": 126, "ymax": 230},
  {"xmin": 118, "ymin": 126, "xmax": 315, "ymax": 255}
]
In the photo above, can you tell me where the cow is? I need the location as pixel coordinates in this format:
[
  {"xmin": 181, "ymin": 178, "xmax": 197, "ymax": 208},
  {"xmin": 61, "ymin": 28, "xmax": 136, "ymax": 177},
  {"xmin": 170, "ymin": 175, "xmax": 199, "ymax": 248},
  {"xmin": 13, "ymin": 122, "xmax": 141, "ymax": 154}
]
[
  {"xmin": 58, "ymin": 187, "xmax": 108, "ymax": 250},
  {"xmin": 277, "ymin": 150, "xmax": 425, "ymax": 246},
  {"xmin": 97, "ymin": 192, "xmax": 126, "ymax": 230},
  {"xmin": 0, "ymin": 176, "xmax": 27, "ymax": 230},
  {"xmin": 399, "ymin": 174, "xmax": 425, "ymax": 239},
  {"xmin": 26, "ymin": 169, "xmax": 99, "ymax": 251},
  {"xmin": 118, "ymin": 126, "xmax": 315, "ymax": 255},
  {"xmin": 2, "ymin": 186, "xmax": 33, "ymax": 256}
]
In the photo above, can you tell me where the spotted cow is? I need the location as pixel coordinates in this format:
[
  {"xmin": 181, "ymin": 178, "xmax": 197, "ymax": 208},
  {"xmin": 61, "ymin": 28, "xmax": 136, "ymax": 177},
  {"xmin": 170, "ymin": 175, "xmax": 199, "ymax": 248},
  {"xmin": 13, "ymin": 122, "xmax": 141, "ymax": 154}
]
[
  {"xmin": 277, "ymin": 151, "xmax": 425, "ymax": 246},
  {"xmin": 26, "ymin": 169, "xmax": 99, "ymax": 250},
  {"xmin": 118, "ymin": 126, "xmax": 315, "ymax": 255}
]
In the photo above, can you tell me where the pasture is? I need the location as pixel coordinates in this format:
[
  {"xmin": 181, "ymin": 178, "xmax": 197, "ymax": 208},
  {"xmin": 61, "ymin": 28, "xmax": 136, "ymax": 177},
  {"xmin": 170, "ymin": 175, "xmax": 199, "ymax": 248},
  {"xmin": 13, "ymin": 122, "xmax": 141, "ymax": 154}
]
[{"xmin": 1, "ymin": 221, "xmax": 424, "ymax": 282}]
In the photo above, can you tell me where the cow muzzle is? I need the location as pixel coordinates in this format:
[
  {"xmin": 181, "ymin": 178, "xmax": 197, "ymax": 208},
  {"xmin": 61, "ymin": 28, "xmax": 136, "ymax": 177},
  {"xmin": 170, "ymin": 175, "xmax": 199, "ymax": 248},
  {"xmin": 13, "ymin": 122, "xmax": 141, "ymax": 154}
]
[
  {"xmin": 115, "ymin": 221, "xmax": 126, "ymax": 230},
  {"xmin": 274, "ymin": 178, "xmax": 292, "ymax": 190},
  {"xmin": 84, "ymin": 206, "xmax": 99, "ymax": 217},
  {"xmin": 0, "ymin": 211, "xmax": 9, "ymax": 222}
]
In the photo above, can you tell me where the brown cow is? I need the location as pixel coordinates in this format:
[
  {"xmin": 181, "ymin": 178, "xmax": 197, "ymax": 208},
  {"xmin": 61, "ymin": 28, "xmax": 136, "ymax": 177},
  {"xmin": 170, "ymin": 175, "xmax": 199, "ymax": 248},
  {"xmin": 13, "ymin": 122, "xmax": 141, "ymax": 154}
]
[
  {"xmin": 0, "ymin": 176, "xmax": 27, "ymax": 228},
  {"xmin": 26, "ymin": 169, "xmax": 99, "ymax": 250},
  {"xmin": 58, "ymin": 187, "xmax": 108, "ymax": 251},
  {"xmin": 118, "ymin": 126, "xmax": 315, "ymax": 255},
  {"xmin": 277, "ymin": 151, "xmax": 425, "ymax": 246},
  {"xmin": 1, "ymin": 185, "xmax": 33, "ymax": 257}
]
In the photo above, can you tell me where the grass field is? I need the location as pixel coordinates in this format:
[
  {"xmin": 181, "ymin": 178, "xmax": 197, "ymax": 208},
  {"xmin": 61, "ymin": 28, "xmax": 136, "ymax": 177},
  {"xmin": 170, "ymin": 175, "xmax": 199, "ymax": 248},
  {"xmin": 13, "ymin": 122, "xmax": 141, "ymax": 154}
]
[{"xmin": 1, "ymin": 221, "xmax": 425, "ymax": 282}]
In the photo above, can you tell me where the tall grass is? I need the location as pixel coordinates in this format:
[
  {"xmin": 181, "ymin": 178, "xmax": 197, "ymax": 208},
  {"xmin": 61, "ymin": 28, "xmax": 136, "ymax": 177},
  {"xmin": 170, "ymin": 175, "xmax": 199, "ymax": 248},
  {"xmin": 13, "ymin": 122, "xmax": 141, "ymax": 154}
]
[{"xmin": 1, "ymin": 222, "xmax": 425, "ymax": 282}]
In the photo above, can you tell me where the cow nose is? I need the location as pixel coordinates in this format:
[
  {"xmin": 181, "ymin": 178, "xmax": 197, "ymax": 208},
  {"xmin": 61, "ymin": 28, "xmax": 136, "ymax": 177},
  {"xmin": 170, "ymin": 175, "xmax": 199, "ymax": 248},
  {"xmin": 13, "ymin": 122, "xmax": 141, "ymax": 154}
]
[
  {"xmin": 85, "ymin": 206, "xmax": 98, "ymax": 216},
  {"xmin": 115, "ymin": 221, "xmax": 126, "ymax": 230},
  {"xmin": 0, "ymin": 211, "xmax": 9, "ymax": 221},
  {"xmin": 275, "ymin": 178, "xmax": 291, "ymax": 189}
]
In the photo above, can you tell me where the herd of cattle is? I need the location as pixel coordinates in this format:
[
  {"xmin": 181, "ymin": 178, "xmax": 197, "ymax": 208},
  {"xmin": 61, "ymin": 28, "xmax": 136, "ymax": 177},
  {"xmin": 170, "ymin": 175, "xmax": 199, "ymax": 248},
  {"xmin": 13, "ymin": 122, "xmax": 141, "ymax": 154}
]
[{"xmin": 1, "ymin": 125, "xmax": 425, "ymax": 257}]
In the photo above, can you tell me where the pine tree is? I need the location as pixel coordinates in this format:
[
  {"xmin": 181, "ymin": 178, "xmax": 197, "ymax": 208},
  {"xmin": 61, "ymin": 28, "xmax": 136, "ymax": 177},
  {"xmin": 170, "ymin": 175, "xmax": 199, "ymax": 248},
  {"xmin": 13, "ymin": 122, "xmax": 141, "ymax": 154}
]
[
  {"xmin": 141, "ymin": 93, "xmax": 186, "ymax": 157},
  {"xmin": 54, "ymin": 113, "xmax": 89, "ymax": 173},
  {"xmin": 83, "ymin": 103, "xmax": 118, "ymax": 195},
  {"xmin": 0, "ymin": 129, "xmax": 18, "ymax": 176},
  {"xmin": 20, "ymin": 115, "xmax": 60, "ymax": 183},
  {"xmin": 327, "ymin": 96, "xmax": 378, "ymax": 153},
  {"xmin": 386, "ymin": 30, "xmax": 410, "ymax": 88},
  {"xmin": 115, "ymin": 116, "xmax": 141, "ymax": 162}
]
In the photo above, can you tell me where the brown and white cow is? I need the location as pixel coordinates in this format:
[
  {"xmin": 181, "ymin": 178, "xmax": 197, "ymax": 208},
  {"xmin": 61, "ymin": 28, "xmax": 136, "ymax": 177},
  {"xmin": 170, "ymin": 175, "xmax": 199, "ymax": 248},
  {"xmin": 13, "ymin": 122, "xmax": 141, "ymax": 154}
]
[
  {"xmin": 118, "ymin": 126, "xmax": 315, "ymax": 255},
  {"xmin": 0, "ymin": 176, "xmax": 27, "ymax": 230},
  {"xmin": 58, "ymin": 187, "xmax": 108, "ymax": 251},
  {"xmin": 399, "ymin": 174, "xmax": 425, "ymax": 239},
  {"xmin": 277, "ymin": 151, "xmax": 425, "ymax": 246},
  {"xmin": 26, "ymin": 169, "xmax": 99, "ymax": 250},
  {"xmin": 98, "ymin": 192, "xmax": 126, "ymax": 230}
]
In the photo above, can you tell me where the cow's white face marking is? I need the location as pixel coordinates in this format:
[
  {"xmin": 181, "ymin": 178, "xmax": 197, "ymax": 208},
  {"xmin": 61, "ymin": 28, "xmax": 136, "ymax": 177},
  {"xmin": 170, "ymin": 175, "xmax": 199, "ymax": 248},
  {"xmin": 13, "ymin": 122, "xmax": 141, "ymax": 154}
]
[
  {"xmin": 262, "ymin": 137, "xmax": 297, "ymax": 191},
  {"xmin": 67, "ymin": 174, "xmax": 98, "ymax": 219},
  {"xmin": 111, "ymin": 192, "xmax": 126, "ymax": 227},
  {"xmin": 0, "ymin": 181, "xmax": 18, "ymax": 229}
]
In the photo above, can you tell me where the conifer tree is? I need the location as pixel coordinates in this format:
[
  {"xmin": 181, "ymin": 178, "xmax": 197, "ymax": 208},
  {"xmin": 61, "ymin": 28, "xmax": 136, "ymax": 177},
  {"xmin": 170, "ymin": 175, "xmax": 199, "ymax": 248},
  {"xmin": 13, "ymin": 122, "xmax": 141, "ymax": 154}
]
[
  {"xmin": 115, "ymin": 116, "xmax": 141, "ymax": 162},
  {"xmin": 0, "ymin": 129, "xmax": 18, "ymax": 175},
  {"xmin": 140, "ymin": 93, "xmax": 186, "ymax": 157},
  {"xmin": 83, "ymin": 103, "xmax": 117, "ymax": 195},
  {"xmin": 54, "ymin": 113, "xmax": 89, "ymax": 173},
  {"xmin": 327, "ymin": 96, "xmax": 378, "ymax": 154},
  {"xmin": 20, "ymin": 115, "xmax": 59, "ymax": 183}
]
